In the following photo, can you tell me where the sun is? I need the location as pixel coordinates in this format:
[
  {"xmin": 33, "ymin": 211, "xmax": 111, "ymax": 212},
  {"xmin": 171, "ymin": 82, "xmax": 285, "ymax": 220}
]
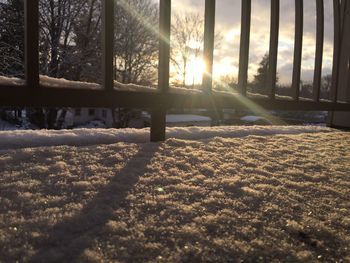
[{"xmin": 185, "ymin": 57, "xmax": 206, "ymax": 86}]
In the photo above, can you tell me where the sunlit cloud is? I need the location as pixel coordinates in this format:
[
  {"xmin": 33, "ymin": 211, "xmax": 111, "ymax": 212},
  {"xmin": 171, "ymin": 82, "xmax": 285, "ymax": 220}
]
[{"xmin": 154, "ymin": 0, "xmax": 335, "ymax": 86}]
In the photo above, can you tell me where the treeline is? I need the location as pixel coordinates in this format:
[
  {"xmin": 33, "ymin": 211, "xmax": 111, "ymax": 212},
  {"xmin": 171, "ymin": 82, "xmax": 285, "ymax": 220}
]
[
  {"xmin": 214, "ymin": 53, "xmax": 333, "ymax": 100},
  {"xmin": 0, "ymin": 0, "xmax": 159, "ymax": 128},
  {"xmin": 0, "ymin": 0, "xmax": 159, "ymax": 84}
]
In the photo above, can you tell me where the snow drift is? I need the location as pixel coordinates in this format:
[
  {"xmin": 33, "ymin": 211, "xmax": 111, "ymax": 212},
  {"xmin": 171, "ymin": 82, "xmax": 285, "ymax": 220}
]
[
  {"xmin": 0, "ymin": 125, "xmax": 334, "ymax": 150},
  {"xmin": 0, "ymin": 127, "xmax": 349, "ymax": 262}
]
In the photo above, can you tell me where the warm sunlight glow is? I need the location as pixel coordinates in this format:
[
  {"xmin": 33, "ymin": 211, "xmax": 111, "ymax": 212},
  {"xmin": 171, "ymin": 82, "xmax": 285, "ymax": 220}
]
[
  {"xmin": 225, "ymin": 28, "xmax": 240, "ymax": 42},
  {"xmin": 185, "ymin": 57, "xmax": 206, "ymax": 86}
]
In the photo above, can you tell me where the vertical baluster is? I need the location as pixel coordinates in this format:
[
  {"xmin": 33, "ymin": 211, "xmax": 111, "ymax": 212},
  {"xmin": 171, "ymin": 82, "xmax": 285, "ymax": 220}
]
[
  {"xmin": 337, "ymin": 0, "xmax": 350, "ymax": 102},
  {"xmin": 151, "ymin": 0, "xmax": 171, "ymax": 142},
  {"xmin": 25, "ymin": 0, "xmax": 39, "ymax": 88},
  {"xmin": 238, "ymin": 0, "xmax": 251, "ymax": 96},
  {"xmin": 313, "ymin": 0, "xmax": 324, "ymax": 102},
  {"xmin": 102, "ymin": 0, "xmax": 114, "ymax": 91},
  {"xmin": 202, "ymin": 0, "xmax": 216, "ymax": 93},
  {"xmin": 292, "ymin": 0, "xmax": 303, "ymax": 100},
  {"xmin": 267, "ymin": 0, "xmax": 280, "ymax": 99},
  {"xmin": 330, "ymin": 0, "xmax": 340, "ymax": 102}
]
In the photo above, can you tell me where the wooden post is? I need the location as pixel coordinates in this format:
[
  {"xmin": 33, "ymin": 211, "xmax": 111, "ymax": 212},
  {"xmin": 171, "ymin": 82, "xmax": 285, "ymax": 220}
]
[
  {"xmin": 202, "ymin": 0, "xmax": 218, "ymax": 125},
  {"xmin": 202, "ymin": 0, "xmax": 216, "ymax": 93},
  {"xmin": 267, "ymin": 0, "xmax": 279, "ymax": 99},
  {"xmin": 292, "ymin": 0, "xmax": 303, "ymax": 100},
  {"xmin": 151, "ymin": 0, "xmax": 171, "ymax": 142},
  {"xmin": 24, "ymin": 0, "xmax": 39, "ymax": 88},
  {"xmin": 336, "ymin": 0, "xmax": 350, "ymax": 102},
  {"xmin": 102, "ymin": 0, "xmax": 114, "ymax": 91},
  {"xmin": 238, "ymin": 0, "xmax": 251, "ymax": 96},
  {"xmin": 330, "ymin": 0, "xmax": 341, "ymax": 102},
  {"xmin": 313, "ymin": 0, "xmax": 324, "ymax": 102},
  {"xmin": 328, "ymin": 0, "xmax": 346, "ymax": 127}
]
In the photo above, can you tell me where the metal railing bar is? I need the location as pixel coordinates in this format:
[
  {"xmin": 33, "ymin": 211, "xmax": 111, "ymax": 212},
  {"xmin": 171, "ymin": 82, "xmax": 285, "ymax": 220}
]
[
  {"xmin": 338, "ymin": 0, "xmax": 350, "ymax": 102},
  {"xmin": 238, "ymin": 0, "xmax": 251, "ymax": 96},
  {"xmin": 267, "ymin": 0, "xmax": 280, "ymax": 99},
  {"xmin": 158, "ymin": 0, "xmax": 171, "ymax": 93},
  {"xmin": 102, "ymin": 0, "xmax": 114, "ymax": 91},
  {"xmin": 202, "ymin": 0, "xmax": 216, "ymax": 93},
  {"xmin": 313, "ymin": 0, "xmax": 324, "ymax": 102},
  {"xmin": 292, "ymin": 0, "xmax": 303, "ymax": 100},
  {"xmin": 348, "ymin": 59, "xmax": 350, "ymax": 100},
  {"xmin": 24, "ymin": 0, "xmax": 39, "ymax": 89},
  {"xmin": 331, "ymin": 0, "xmax": 341, "ymax": 102},
  {"xmin": 1, "ymin": 86, "xmax": 350, "ymax": 111},
  {"xmin": 151, "ymin": 0, "xmax": 171, "ymax": 142}
]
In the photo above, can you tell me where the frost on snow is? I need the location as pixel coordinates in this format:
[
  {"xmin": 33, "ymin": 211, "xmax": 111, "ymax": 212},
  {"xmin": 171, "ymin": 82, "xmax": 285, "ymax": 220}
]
[{"xmin": 0, "ymin": 127, "xmax": 349, "ymax": 262}]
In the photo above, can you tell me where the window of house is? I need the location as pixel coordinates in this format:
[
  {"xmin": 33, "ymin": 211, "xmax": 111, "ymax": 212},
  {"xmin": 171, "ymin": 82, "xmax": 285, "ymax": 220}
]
[
  {"xmin": 75, "ymin": 108, "xmax": 81, "ymax": 116},
  {"xmin": 88, "ymin": 109, "xmax": 95, "ymax": 116},
  {"xmin": 102, "ymin": 109, "xmax": 107, "ymax": 118}
]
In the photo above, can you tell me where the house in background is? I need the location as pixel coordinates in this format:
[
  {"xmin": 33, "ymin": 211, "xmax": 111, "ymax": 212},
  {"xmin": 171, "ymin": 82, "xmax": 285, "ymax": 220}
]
[
  {"xmin": 65, "ymin": 108, "xmax": 213, "ymax": 129},
  {"xmin": 65, "ymin": 108, "xmax": 114, "ymax": 128},
  {"xmin": 65, "ymin": 108, "xmax": 148, "ymax": 128}
]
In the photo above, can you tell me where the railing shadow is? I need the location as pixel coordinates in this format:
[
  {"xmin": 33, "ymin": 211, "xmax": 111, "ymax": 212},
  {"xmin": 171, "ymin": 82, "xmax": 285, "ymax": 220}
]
[{"xmin": 30, "ymin": 143, "xmax": 160, "ymax": 262}]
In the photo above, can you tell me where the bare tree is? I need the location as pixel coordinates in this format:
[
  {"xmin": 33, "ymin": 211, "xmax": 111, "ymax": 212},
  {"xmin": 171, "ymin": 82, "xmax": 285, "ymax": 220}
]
[
  {"xmin": 37, "ymin": 0, "xmax": 104, "ymax": 129},
  {"xmin": 69, "ymin": 0, "xmax": 102, "ymax": 82},
  {"xmin": 39, "ymin": 0, "xmax": 88, "ymax": 78},
  {"xmin": 114, "ymin": 0, "xmax": 158, "ymax": 85},
  {"xmin": 171, "ymin": 12, "xmax": 222, "ymax": 88},
  {"xmin": 171, "ymin": 12, "xmax": 203, "ymax": 87},
  {"xmin": 0, "ymin": 0, "xmax": 24, "ymax": 78}
]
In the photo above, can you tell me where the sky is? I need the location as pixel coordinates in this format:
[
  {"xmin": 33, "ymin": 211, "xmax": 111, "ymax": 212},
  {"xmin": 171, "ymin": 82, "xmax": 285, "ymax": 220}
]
[{"xmin": 166, "ymin": 0, "xmax": 335, "ymax": 86}]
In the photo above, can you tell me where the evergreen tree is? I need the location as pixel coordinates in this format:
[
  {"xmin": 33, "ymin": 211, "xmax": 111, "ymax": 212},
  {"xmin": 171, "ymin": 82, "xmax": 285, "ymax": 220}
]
[{"xmin": 251, "ymin": 53, "xmax": 279, "ymax": 94}]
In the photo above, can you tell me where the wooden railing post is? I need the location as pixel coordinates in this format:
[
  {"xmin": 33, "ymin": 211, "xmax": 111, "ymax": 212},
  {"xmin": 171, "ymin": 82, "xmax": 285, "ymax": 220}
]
[
  {"xmin": 267, "ymin": 0, "xmax": 280, "ymax": 99},
  {"xmin": 102, "ymin": 0, "xmax": 114, "ymax": 91},
  {"xmin": 330, "ymin": 0, "xmax": 341, "ymax": 102},
  {"xmin": 24, "ymin": 0, "xmax": 39, "ymax": 89},
  {"xmin": 202, "ymin": 0, "xmax": 218, "ymax": 125},
  {"xmin": 313, "ymin": 0, "xmax": 324, "ymax": 102},
  {"xmin": 292, "ymin": 0, "xmax": 303, "ymax": 100},
  {"xmin": 336, "ymin": 0, "xmax": 350, "ymax": 102},
  {"xmin": 151, "ymin": 0, "xmax": 171, "ymax": 142},
  {"xmin": 202, "ymin": 0, "xmax": 216, "ymax": 93},
  {"xmin": 238, "ymin": 0, "xmax": 251, "ymax": 96}
]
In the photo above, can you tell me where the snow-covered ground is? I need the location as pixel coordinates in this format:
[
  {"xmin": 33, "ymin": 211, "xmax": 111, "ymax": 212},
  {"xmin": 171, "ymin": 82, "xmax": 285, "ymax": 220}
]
[
  {"xmin": 0, "ymin": 126, "xmax": 349, "ymax": 262},
  {"xmin": 0, "ymin": 125, "xmax": 334, "ymax": 150}
]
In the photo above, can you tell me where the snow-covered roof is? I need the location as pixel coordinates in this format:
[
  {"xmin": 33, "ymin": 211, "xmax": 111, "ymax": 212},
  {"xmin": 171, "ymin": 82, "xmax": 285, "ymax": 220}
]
[
  {"xmin": 240, "ymin": 115, "xmax": 270, "ymax": 123},
  {"xmin": 166, "ymin": 114, "xmax": 211, "ymax": 123}
]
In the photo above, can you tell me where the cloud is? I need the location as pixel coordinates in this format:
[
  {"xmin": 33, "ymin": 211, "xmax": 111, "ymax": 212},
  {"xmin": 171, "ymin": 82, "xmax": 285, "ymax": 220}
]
[{"xmin": 166, "ymin": 0, "xmax": 335, "ymax": 83}]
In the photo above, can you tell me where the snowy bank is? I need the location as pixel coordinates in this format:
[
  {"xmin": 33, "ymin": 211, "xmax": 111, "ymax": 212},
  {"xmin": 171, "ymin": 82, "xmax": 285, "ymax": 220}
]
[
  {"xmin": 0, "ymin": 125, "xmax": 335, "ymax": 150},
  {"xmin": 1, "ymin": 130, "xmax": 349, "ymax": 262}
]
